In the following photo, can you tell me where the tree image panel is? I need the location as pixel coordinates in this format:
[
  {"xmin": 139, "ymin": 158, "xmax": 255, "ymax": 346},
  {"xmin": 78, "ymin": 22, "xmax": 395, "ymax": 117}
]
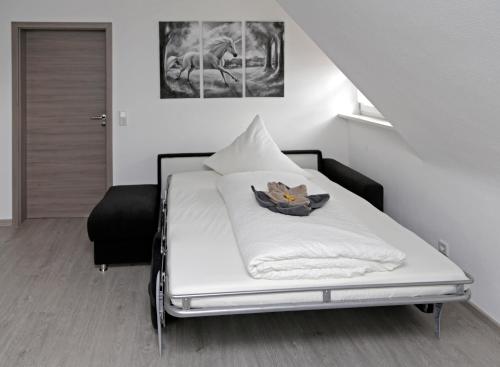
[{"xmin": 245, "ymin": 22, "xmax": 284, "ymax": 97}]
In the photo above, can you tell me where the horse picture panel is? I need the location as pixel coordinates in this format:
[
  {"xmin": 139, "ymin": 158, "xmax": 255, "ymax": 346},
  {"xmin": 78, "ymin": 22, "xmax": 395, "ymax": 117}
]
[
  {"xmin": 159, "ymin": 21, "xmax": 201, "ymax": 98},
  {"xmin": 202, "ymin": 22, "xmax": 243, "ymax": 98},
  {"xmin": 245, "ymin": 22, "xmax": 285, "ymax": 97}
]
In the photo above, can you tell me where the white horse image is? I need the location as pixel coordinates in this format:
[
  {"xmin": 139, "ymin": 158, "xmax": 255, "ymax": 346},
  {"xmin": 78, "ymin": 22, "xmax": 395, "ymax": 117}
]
[{"xmin": 164, "ymin": 36, "xmax": 240, "ymax": 86}]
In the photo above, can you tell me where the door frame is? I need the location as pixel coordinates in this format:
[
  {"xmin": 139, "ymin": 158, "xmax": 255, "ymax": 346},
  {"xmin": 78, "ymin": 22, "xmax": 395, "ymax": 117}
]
[{"xmin": 11, "ymin": 22, "xmax": 113, "ymax": 226}]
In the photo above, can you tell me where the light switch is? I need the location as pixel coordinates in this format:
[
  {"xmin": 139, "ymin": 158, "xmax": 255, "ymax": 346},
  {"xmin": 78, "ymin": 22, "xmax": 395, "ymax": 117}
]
[{"xmin": 119, "ymin": 111, "xmax": 127, "ymax": 126}]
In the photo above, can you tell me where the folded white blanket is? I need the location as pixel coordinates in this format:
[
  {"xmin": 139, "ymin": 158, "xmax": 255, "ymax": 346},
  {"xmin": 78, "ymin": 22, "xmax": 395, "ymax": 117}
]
[{"xmin": 217, "ymin": 171, "xmax": 406, "ymax": 280}]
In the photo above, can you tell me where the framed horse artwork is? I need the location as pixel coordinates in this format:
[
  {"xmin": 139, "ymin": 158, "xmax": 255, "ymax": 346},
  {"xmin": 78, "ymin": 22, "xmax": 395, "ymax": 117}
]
[
  {"xmin": 159, "ymin": 21, "xmax": 283, "ymax": 99},
  {"xmin": 159, "ymin": 21, "xmax": 201, "ymax": 99},
  {"xmin": 202, "ymin": 21, "xmax": 243, "ymax": 98}
]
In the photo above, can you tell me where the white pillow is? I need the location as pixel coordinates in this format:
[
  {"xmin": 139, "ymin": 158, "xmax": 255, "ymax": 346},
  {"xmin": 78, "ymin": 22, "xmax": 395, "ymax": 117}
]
[{"xmin": 204, "ymin": 115, "xmax": 310, "ymax": 177}]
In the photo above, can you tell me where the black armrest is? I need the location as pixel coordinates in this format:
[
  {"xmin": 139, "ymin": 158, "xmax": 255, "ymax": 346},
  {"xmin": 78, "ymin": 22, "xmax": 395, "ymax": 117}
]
[{"xmin": 320, "ymin": 158, "xmax": 384, "ymax": 211}]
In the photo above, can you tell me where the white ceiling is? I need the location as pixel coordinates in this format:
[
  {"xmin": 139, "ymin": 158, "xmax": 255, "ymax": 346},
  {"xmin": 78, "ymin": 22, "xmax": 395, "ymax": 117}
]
[{"xmin": 278, "ymin": 0, "xmax": 500, "ymax": 180}]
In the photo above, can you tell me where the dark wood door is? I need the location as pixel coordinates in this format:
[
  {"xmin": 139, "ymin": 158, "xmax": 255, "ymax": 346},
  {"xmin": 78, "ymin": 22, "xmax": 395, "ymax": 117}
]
[{"xmin": 25, "ymin": 30, "xmax": 107, "ymax": 218}]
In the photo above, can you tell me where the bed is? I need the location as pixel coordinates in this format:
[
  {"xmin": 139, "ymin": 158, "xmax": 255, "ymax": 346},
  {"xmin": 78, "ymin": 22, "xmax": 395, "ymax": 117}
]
[{"xmin": 153, "ymin": 150, "xmax": 472, "ymax": 354}]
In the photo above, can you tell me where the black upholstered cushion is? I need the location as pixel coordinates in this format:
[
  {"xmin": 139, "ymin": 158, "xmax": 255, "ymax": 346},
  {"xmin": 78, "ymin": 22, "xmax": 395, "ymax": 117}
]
[
  {"xmin": 87, "ymin": 185, "xmax": 159, "ymax": 242},
  {"xmin": 320, "ymin": 158, "xmax": 384, "ymax": 211}
]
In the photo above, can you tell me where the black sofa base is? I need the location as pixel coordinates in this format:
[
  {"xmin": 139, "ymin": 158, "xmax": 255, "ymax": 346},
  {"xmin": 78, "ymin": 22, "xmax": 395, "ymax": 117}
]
[
  {"xmin": 87, "ymin": 184, "xmax": 159, "ymax": 268},
  {"xmin": 94, "ymin": 238, "xmax": 153, "ymax": 266}
]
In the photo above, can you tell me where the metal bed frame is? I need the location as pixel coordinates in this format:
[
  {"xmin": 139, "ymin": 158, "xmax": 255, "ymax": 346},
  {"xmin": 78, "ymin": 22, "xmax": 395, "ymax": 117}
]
[{"xmin": 154, "ymin": 151, "xmax": 473, "ymax": 355}]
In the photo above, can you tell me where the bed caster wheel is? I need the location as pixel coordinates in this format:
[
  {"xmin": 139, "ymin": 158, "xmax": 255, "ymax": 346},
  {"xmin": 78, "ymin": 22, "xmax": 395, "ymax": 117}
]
[{"xmin": 99, "ymin": 264, "xmax": 108, "ymax": 272}]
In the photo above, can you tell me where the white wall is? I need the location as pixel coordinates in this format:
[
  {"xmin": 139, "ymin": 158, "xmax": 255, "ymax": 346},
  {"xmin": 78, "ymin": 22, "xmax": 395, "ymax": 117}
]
[
  {"xmin": 348, "ymin": 122, "xmax": 500, "ymax": 323},
  {"xmin": 278, "ymin": 0, "xmax": 500, "ymax": 179},
  {"xmin": 279, "ymin": 0, "xmax": 500, "ymax": 324},
  {"xmin": 0, "ymin": 0, "xmax": 356, "ymax": 219}
]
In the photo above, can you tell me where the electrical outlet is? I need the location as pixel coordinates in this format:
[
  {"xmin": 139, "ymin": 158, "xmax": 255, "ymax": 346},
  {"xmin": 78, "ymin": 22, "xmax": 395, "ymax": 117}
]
[{"xmin": 438, "ymin": 240, "xmax": 450, "ymax": 256}]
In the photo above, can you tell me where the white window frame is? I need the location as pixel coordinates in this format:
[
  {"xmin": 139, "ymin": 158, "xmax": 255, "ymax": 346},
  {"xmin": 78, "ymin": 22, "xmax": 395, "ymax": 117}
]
[{"xmin": 357, "ymin": 90, "xmax": 385, "ymax": 120}]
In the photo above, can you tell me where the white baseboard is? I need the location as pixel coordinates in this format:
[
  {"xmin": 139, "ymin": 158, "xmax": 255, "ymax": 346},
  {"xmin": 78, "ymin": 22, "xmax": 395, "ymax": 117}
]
[{"xmin": 0, "ymin": 219, "xmax": 12, "ymax": 226}]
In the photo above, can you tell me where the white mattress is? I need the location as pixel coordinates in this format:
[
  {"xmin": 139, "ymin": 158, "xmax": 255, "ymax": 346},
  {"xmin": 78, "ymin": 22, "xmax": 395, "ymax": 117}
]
[{"xmin": 167, "ymin": 170, "xmax": 469, "ymax": 308}]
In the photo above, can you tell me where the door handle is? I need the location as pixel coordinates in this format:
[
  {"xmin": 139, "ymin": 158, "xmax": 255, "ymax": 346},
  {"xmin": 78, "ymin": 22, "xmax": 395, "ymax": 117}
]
[{"xmin": 90, "ymin": 114, "xmax": 107, "ymax": 126}]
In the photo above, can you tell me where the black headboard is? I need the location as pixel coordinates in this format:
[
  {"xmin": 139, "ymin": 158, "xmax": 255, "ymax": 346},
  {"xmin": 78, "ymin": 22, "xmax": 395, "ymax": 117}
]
[{"xmin": 157, "ymin": 150, "xmax": 323, "ymax": 188}]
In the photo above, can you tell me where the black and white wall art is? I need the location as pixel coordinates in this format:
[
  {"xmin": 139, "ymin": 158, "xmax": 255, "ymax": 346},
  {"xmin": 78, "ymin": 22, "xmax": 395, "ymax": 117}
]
[
  {"xmin": 160, "ymin": 21, "xmax": 201, "ymax": 98},
  {"xmin": 202, "ymin": 21, "xmax": 243, "ymax": 98},
  {"xmin": 245, "ymin": 22, "xmax": 285, "ymax": 97},
  {"xmin": 159, "ymin": 21, "xmax": 284, "ymax": 98}
]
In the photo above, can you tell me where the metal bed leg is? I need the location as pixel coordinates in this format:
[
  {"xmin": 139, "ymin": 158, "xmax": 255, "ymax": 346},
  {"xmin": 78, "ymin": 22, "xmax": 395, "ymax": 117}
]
[
  {"xmin": 99, "ymin": 264, "xmax": 108, "ymax": 272},
  {"xmin": 434, "ymin": 303, "xmax": 444, "ymax": 338},
  {"xmin": 155, "ymin": 271, "xmax": 164, "ymax": 356}
]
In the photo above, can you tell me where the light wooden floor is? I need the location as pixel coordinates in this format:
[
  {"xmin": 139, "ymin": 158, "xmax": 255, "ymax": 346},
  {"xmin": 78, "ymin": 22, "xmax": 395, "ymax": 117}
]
[{"xmin": 0, "ymin": 219, "xmax": 499, "ymax": 367}]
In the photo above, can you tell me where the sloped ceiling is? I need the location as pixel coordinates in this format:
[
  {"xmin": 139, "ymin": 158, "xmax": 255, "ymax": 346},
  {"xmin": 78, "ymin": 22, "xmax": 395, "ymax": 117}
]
[{"xmin": 278, "ymin": 0, "xmax": 500, "ymax": 179}]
